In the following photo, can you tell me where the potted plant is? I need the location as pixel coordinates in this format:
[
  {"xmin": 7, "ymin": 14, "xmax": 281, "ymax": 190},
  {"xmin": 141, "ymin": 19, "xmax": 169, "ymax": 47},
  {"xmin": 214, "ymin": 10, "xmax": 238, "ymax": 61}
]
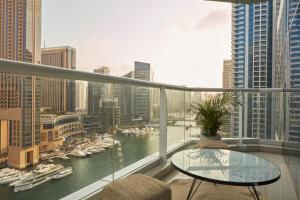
[{"xmin": 191, "ymin": 92, "xmax": 242, "ymax": 140}]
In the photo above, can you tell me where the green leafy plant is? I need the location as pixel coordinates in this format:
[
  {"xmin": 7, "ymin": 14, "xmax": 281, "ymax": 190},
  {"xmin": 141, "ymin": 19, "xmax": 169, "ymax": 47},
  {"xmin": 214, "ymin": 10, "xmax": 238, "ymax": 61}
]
[{"xmin": 191, "ymin": 92, "xmax": 242, "ymax": 137}]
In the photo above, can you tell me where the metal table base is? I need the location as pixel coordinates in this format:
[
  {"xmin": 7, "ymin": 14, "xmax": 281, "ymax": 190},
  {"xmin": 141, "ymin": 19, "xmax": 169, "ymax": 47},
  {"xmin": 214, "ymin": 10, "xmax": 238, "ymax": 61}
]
[{"xmin": 186, "ymin": 178, "xmax": 261, "ymax": 200}]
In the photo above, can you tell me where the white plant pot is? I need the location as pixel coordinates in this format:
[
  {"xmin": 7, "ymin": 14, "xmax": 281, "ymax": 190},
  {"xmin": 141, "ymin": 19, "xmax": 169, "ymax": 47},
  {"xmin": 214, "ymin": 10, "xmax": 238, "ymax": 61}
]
[{"xmin": 200, "ymin": 134, "xmax": 221, "ymax": 141}]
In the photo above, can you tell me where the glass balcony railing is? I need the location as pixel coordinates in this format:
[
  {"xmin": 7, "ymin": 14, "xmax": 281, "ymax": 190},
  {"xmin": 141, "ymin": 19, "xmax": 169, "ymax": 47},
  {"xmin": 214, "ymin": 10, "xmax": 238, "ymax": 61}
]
[{"xmin": 0, "ymin": 59, "xmax": 300, "ymax": 200}]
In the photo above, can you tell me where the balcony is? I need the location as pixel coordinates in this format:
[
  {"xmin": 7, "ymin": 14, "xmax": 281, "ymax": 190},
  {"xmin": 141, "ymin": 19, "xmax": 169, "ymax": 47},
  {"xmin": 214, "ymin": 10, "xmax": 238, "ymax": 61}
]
[{"xmin": 0, "ymin": 59, "xmax": 300, "ymax": 200}]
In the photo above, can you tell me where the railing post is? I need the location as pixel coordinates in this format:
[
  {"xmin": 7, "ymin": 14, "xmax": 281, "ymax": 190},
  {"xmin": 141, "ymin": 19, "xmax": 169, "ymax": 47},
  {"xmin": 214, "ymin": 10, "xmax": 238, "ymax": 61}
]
[
  {"xmin": 239, "ymin": 91, "xmax": 244, "ymax": 145},
  {"xmin": 160, "ymin": 87, "xmax": 167, "ymax": 164}
]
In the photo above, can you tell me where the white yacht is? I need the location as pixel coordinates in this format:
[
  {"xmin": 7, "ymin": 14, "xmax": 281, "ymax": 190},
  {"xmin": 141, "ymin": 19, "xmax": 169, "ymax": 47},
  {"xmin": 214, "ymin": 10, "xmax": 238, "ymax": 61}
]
[
  {"xmin": 0, "ymin": 168, "xmax": 14, "ymax": 176},
  {"xmin": 121, "ymin": 129, "xmax": 132, "ymax": 135},
  {"xmin": 14, "ymin": 165, "xmax": 64, "ymax": 192},
  {"xmin": 14, "ymin": 176, "xmax": 52, "ymax": 192},
  {"xmin": 52, "ymin": 167, "xmax": 73, "ymax": 179},
  {"xmin": 103, "ymin": 138, "xmax": 121, "ymax": 146},
  {"xmin": 59, "ymin": 155, "xmax": 70, "ymax": 160},
  {"xmin": 0, "ymin": 172, "xmax": 32, "ymax": 185},
  {"xmin": 87, "ymin": 147, "xmax": 102, "ymax": 153},
  {"xmin": 9, "ymin": 172, "xmax": 33, "ymax": 187},
  {"xmin": 33, "ymin": 164, "xmax": 56, "ymax": 174},
  {"xmin": 0, "ymin": 169, "xmax": 19, "ymax": 178},
  {"xmin": 70, "ymin": 149, "xmax": 86, "ymax": 157}
]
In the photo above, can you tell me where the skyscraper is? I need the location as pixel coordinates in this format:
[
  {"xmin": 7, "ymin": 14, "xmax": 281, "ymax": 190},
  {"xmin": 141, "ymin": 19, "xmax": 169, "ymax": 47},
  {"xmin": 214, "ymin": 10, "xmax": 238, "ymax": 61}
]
[
  {"xmin": 274, "ymin": 0, "xmax": 300, "ymax": 142},
  {"xmin": 117, "ymin": 71, "xmax": 135, "ymax": 126},
  {"xmin": 221, "ymin": 59, "xmax": 233, "ymax": 134},
  {"xmin": 85, "ymin": 66, "xmax": 113, "ymax": 133},
  {"xmin": 0, "ymin": 0, "xmax": 41, "ymax": 169},
  {"xmin": 94, "ymin": 66, "xmax": 112, "ymax": 99},
  {"xmin": 286, "ymin": 0, "xmax": 300, "ymax": 142},
  {"xmin": 134, "ymin": 61, "xmax": 153, "ymax": 123},
  {"xmin": 222, "ymin": 59, "xmax": 233, "ymax": 88},
  {"xmin": 41, "ymin": 46, "xmax": 76, "ymax": 113},
  {"xmin": 231, "ymin": 1, "xmax": 273, "ymax": 139},
  {"xmin": 75, "ymin": 81, "xmax": 88, "ymax": 113},
  {"xmin": 100, "ymin": 99, "xmax": 120, "ymax": 134},
  {"xmin": 94, "ymin": 66, "xmax": 110, "ymax": 75}
]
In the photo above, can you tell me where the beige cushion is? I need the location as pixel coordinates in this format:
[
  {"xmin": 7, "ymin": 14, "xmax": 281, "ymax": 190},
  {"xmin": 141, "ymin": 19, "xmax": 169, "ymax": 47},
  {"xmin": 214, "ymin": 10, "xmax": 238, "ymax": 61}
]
[
  {"xmin": 196, "ymin": 140, "xmax": 230, "ymax": 149},
  {"xmin": 169, "ymin": 179, "xmax": 268, "ymax": 200},
  {"xmin": 98, "ymin": 174, "xmax": 171, "ymax": 200}
]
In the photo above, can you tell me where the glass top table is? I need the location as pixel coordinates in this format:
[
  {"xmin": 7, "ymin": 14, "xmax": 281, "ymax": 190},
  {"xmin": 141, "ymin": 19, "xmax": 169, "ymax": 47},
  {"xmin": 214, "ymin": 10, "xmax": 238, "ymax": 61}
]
[{"xmin": 171, "ymin": 149, "xmax": 281, "ymax": 200}]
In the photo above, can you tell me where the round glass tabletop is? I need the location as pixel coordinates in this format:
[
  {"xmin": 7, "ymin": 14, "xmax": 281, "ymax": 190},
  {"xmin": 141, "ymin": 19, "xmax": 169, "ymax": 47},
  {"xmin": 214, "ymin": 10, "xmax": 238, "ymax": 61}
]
[{"xmin": 171, "ymin": 149, "xmax": 281, "ymax": 186}]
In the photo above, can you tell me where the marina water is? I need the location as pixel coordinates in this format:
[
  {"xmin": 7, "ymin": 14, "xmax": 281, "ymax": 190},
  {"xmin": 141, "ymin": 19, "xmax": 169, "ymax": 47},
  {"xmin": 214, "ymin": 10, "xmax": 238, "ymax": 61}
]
[{"xmin": 0, "ymin": 125, "xmax": 197, "ymax": 200}]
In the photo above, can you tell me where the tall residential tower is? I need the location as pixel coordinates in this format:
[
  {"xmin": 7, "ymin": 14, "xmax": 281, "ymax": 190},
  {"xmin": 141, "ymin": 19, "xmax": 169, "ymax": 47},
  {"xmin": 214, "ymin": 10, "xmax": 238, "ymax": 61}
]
[
  {"xmin": 274, "ymin": 0, "xmax": 300, "ymax": 142},
  {"xmin": 222, "ymin": 59, "xmax": 233, "ymax": 88},
  {"xmin": 41, "ymin": 46, "xmax": 76, "ymax": 113},
  {"xmin": 0, "ymin": 0, "xmax": 41, "ymax": 169},
  {"xmin": 231, "ymin": 1, "xmax": 274, "ymax": 139}
]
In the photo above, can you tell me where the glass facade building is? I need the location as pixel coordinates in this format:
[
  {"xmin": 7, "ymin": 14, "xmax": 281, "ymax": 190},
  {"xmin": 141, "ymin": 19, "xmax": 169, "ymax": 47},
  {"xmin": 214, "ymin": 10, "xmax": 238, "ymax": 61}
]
[
  {"xmin": 232, "ymin": 1, "xmax": 274, "ymax": 139},
  {"xmin": 274, "ymin": 0, "xmax": 300, "ymax": 142},
  {"xmin": 232, "ymin": 0, "xmax": 300, "ymax": 142}
]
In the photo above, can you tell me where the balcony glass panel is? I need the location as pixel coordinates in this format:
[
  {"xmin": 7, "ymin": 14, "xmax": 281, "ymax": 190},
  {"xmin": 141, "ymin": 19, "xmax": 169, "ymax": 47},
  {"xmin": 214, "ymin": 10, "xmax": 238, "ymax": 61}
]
[
  {"xmin": 112, "ymin": 84, "xmax": 160, "ymax": 177},
  {"xmin": 166, "ymin": 89, "xmax": 186, "ymax": 148}
]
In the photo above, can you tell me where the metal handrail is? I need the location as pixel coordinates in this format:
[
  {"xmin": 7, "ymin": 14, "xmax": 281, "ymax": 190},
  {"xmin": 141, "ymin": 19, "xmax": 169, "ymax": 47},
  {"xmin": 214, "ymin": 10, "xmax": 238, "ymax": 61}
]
[{"xmin": 1, "ymin": 59, "xmax": 300, "ymax": 92}]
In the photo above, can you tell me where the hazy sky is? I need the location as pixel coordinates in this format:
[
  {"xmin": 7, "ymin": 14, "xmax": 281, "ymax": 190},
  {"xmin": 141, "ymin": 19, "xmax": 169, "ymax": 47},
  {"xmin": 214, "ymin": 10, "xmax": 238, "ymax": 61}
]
[{"xmin": 42, "ymin": 0, "xmax": 231, "ymax": 87}]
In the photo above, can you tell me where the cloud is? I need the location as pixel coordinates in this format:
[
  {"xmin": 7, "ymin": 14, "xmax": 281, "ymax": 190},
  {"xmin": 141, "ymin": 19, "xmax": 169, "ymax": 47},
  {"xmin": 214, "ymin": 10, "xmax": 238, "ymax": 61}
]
[{"xmin": 196, "ymin": 9, "xmax": 230, "ymax": 31}]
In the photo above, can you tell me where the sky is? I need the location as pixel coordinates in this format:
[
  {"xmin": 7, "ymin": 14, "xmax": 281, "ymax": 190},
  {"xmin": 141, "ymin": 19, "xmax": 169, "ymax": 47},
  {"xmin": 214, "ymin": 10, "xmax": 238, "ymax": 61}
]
[{"xmin": 42, "ymin": 0, "xmax": 231, "ymax": 87}]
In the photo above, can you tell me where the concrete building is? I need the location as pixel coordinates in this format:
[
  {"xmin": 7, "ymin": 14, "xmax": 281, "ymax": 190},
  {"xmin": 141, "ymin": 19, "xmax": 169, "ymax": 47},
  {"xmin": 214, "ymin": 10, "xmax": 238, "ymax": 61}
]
[
  {"xmin": 221, "ymin": 59, "xmax": 233, "ymax": 134},
  {"xmin": 40, "ymin": 114, "xmax": 84, "ymax": 152},
  {"xmin": 94, "ymin": 66, "xmax": 110, "ymax": 75},
  {"xmin": 94, "ymin": 66, "xmax": 112, "ymax": 99},
  {"xmin": 166, "ymin": 90, "xmax": 185, "ymax": 122},
  {"xmin": 134, "ymin": 61, "xmax": 153, "ymax": 123},
  {"xmin": 222, "ymin": 59, "xmax": 233, "ymax": 88},
  {"xmin": 231, "ymin": 1, "xmax": 273, "ymax": 139},
  {"xmin": 0, "ymin": 0, "xmax": 41, "ymax": 169},
  {"xmin": 41, "ymin": 46, "xmax": 76, "ymax": 113},
  {"xmin": 75, "ymin": 81, "xmax": 88, "ymax": 113},
  {"xmin": 84, "ymin": 68, "xmax": 106, "ymax": 133},
  {"xmin": 84, "ymin": 67, "xmax": 113, "ymax": 133},
  {"xmin": 115, "ymin": 71, "xmax": 136, "ymax": 126}
]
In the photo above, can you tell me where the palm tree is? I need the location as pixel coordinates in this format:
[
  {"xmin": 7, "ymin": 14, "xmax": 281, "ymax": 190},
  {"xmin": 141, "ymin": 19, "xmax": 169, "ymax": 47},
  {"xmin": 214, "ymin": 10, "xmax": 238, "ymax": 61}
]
[{"xmin": 191, "ymin": 92, "xmax": 242, "ymax": 137}]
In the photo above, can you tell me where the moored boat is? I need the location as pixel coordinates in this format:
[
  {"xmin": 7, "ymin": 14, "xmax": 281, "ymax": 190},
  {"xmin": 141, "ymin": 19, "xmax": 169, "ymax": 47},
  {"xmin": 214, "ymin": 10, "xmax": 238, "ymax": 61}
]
[
  {"xmin": 33, "ymin": 164, "xmax": 56, "ymax": 174},
  {"xmin": 59, "ymin": 155, "xmax": 70, "ymax": 160},
  {"xmin": 52, "ymin": 167, "xmax": 73, "ymax": 179},
  {"xmin": 14, "ymin": 165, "xmax": 64, "ymax": 192},
  {"xmin": 70, "ymin": 149, "xmax": 86, "ymax": 157},
  {"xmin": 0, "ymin": 172, "xmax": 32, "ymax": 185}
]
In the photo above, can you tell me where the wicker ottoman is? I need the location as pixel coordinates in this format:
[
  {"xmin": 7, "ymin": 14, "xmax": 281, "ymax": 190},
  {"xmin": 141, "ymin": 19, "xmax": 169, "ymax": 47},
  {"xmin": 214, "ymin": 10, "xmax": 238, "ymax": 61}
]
[
  {"xmin": 98, "ymin": 174, "xmax": 171, "ymax": 200},
  {"xmin": 196, "ymin": 140, "xmax": 229, "ymax": 149}
]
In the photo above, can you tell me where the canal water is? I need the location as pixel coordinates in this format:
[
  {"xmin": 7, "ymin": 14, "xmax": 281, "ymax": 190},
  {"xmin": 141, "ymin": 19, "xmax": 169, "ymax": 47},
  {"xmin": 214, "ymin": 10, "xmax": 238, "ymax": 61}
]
[{"xmin": 0, "ymin": 125, "xmax": 199, "ymax": 200}]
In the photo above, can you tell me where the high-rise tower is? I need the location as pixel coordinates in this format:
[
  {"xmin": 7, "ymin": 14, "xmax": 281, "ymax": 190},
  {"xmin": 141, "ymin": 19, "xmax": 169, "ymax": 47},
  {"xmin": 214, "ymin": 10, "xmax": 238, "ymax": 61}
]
[
  {"xmin": 231, "ymin": 1, "xmax": 273, "ymax": 139},
  {"xmin": 222, "ymin": 59, "xmax": 233, "ymax": 88},
  {"xmin": 0, "ymin": 0, "xmax": 41, "ymax": 169},
  {"xmin": 274, "ymin": 0, "xmax": 300, "ymax": 142},
  {"xmin": 41, "ymin": 46, "xmax": 76, "ymax": 113},
  {"xmin": 134, "ymin": 61, "xmax": 153, "ymax": 123}
]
